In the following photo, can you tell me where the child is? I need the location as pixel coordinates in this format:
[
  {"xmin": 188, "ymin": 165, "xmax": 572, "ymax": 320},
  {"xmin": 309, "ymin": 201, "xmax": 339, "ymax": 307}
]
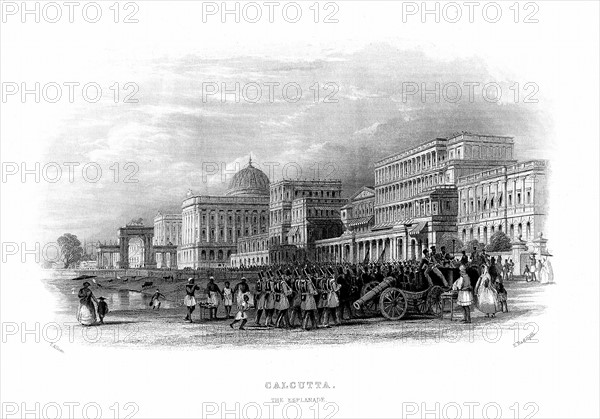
[
  {"xmin": 150, "ymin": 288, "xmax": 165, "ymax": 310},
  {"xmin": 524, "ymin": 264, "xmax": 531, "ymax": 282},
  {"xmin": 230, "ymin": 294, "xmax": 249, "ymax": 330},
  {"xmin": 97, "ymin": 297, "xmax": 109, "ymax": 324},
  {"xmin": 223, "ymin": 282, "xmax": 233, "ymax": 318},
  {"xmin": 495, "ymin": 281, "xmax": 508, "ymax": 313}
]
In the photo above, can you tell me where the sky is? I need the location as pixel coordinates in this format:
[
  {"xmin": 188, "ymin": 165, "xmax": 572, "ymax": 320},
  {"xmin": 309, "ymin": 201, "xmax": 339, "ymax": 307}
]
[{"xmin": 1, "ymin": 1, "xmax": 566, "ymax": 244}]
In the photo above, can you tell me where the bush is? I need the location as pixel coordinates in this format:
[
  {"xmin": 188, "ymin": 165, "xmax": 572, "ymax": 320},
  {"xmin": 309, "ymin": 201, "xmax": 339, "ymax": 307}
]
[{"xmin": 485, "ymin": 231, "xmax": 512, "ymax": 252}]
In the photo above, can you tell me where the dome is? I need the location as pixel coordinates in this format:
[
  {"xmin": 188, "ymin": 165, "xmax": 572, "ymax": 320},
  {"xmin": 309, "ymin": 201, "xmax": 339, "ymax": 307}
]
[{"xmin": 226, "ymin": 158, "xmax": 270, "ymax": 197}]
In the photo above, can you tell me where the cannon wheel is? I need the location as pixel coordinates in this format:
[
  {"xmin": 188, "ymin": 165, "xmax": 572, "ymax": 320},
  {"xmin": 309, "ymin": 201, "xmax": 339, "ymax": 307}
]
[
  {"xmin": 415, "ymin": 295, "xmax": 429, "ymax": 314},
  {"xmin": 427, "ymin": 285, "xmax": 444, "ymax": 316},
  {"xmin": 379, "ymin": 287, "xmax": 408, "ymax": 320},
  {"xmin": 360, "ymin": 281, "xmax": 381, "ymax": 315}
]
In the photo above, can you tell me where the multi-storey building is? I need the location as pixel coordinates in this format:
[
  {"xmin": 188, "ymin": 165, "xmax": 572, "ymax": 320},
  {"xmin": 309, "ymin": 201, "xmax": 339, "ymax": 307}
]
[
  {"xmin": 153, "ymin": 212, "xmax": 181, "ymax": 268},
  {"xmin": 313, "ymin": 133, "xmax": 545, "ymax": 264},
  {"xmin": 178, "ymin": 160, "xmax": 270, "ymax": 268},
  {"xmin": 230, "ymin": 233, "xmax": 269, "ymax": 267},
  {"xmin": 457, "ymin": 160, "xmax": 548, "ymax": 244},
  {"xmin": 225, "ymin": 132, "xmax": 549, "ymax": 268},
  {"xmin": 153, "ymin": 212, "xmax": 182, "ymax": 246},
  {"xmin": 268, "ymin": 179, "xmax": 345, "ymax": 263}
]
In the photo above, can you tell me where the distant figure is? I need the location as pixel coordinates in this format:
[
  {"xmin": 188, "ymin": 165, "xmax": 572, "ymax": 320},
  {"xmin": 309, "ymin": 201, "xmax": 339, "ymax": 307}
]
[
  {"xmin": 150, "ymin": 288, "xmax": 166, "ymax": 310},
  {"xmin": 76, "ymin": 282, "xmax": 98, "ymax": 326},
  {"xmin": 223, "ymin": 282, "xmax": 233, "ymax": 318},
  {"xmin": 539, "ymin": 256, "xmax": 554, "ymax": 284},
  {"xmin": 206, "ymin": 277, "xmax": 222, "ymax": 320},
  {"xmin": 97, "ymin": 297, "xmax": 109, "ymax": 324},
  {"xmin": 460, "ymin": 251, "xmax": 469, "ymax": 266},
  {"xmin": 529, "ymin": 256, "xmax": 538, "ymax": 281},
  {"xmin": 503, "ymin": 260, "xmax": 510, "ymax": 281},
  {"xmin": 230, "ymin": 294, "xmax": 250, "ymax": 330},
  {"xmin": 524, "ymin": 264, "xmax": 532, "ymax": 282},
  {"xmin": 184, "ymin": 278, "xmax": 200, "ymax": 322}
]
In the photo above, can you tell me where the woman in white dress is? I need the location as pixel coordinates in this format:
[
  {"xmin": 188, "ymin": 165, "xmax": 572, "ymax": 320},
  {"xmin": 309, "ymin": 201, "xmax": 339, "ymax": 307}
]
[
  {"xmin": 474, "ymin": 265, "xmax": 500, "ymax": 317},
  {"xmin": 539, "ymin": 256, "xmax": 554, "ymax": 284}
]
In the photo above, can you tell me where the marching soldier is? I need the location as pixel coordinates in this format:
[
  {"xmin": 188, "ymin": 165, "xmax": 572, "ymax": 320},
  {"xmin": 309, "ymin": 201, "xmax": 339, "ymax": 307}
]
[
  {"xmin": 323, "ymin": 275, "xmax": 341, "ymax": 327},
  {"xmin": 316, "ymin": 275, "xmax": 329, "ymax": 325},
  {"xmin": 338, "ymin": 268, "xmax": 354, "ymax": 321},
  {"xmin": 300, "ymin": 275, "xmax": 318, "ymax": 330},
  {"xmin": 274, "ymin": 273, "xmax": 292, "ymax": 328},
  {"xmin": 254, "ymin": 273, "xmax": 267, "ymax": 326},
  {"xmin": 264, "ymin": 274, "xmax": 277, "ymax": 327},
  {"xmin": 289, "ymin": 277, "xmax": 303, "ymax": 327}
]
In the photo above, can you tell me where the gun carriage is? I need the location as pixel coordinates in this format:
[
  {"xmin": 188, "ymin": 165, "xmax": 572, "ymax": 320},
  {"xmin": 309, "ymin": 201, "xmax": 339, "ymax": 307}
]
[{"xmin": 353, "ymin": 267, "xmax": 458, "ymax": 320}]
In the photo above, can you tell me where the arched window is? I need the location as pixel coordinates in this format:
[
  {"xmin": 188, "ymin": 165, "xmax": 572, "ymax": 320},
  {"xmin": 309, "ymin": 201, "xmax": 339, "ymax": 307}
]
[
  {"xmin": 209, "ymin": 250, "xmax": 215, "ymax": 260},
  {"xmin": 510, "ymin": 224, "xmax": 514, "ymax": 238},
  {"xmin": 217, "ymin": 250, "xmax": 223, "ymax": 260},
  {"xmin": 526, "ymin": 222, "xmax": 531, "ymax": 240},
  {"xmin": 201, "ymin": 250, "xmax": 206, "ymax": 260}
]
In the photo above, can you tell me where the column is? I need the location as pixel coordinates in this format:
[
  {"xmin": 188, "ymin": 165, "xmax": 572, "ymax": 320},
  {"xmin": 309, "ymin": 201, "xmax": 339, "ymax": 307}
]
[{"xmin": 118, "ymin": 237, "xmax": 129, "ymax": 269}]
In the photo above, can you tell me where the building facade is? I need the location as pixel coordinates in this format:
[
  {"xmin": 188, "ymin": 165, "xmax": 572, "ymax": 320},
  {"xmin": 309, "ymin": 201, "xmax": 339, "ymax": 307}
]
[
  {"xmin": 268, "ymin": 179, "xmax": 345, "ymax": 264},
  {"xmin": 311, "ymin": 132, "xmax": 547, "ymax": 264},
  {"xmin": 153, "ymin": 213, "xmax": 181, "ymax": 268},
  {"xmin": 177, "ymin": 160, "xmax": 270, "ymax": 268},
  {"xmin": 230, "ymin": 232, "xmax": 269, "ymax": 267},
  {"xmin": 457, "ymin": 159, "xmax": 548, "ymax": 245},
  {"xmin": 140, "ymin": 132, "xmax": 548, "ymax": 269}
]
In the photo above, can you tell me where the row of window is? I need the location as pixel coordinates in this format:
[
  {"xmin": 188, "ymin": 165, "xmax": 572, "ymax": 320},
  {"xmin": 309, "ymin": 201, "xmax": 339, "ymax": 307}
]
[
  {"xmin": 271, "ymin": 187, "xmax": 339, "ymax": 202},
  {"xmin": 460, "ymin": 222, "xmax": 532, "ymax": 243},
  {"xmin": 375, "ymin": 150, "xmax": 443, "ymax": 185},
  {"xmin": 351, "ymin": 202, "xmax": 374, "ymax": 218},
  {"xmin": 179, "ymin": 249, "xmax": 233, "ymax": 262},
  {"xmin": 376, "ymin": 174, "xmax": 445, "ymax": 203},
  {"xmin": 231, "ymin": 256, "xmax": 269, "ymax": 267},
  {"xmin": 460, "ymin": 190, "xmax": 532, "ymax": 215},
  {"xmin": 239, "ymin": 239, "xmax": 268, "ymax": 253},
  {"xmin": 375, "ymin": 200, "xmax": 452, "ymax": 224}
]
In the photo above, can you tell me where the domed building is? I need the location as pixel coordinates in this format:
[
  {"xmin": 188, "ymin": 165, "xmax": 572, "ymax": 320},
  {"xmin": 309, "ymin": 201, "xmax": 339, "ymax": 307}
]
[
  {"xmin": 226, "ymin": 158, "xmax": 270, "ymax": 197},
  {"xmin": 174, "ymin": 158, "xmax": 271, "ymax": 269}
]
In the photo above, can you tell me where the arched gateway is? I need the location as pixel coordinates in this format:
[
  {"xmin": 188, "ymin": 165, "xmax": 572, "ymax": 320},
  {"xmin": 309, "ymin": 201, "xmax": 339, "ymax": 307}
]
[{"xmin": 116, "ymin": 222, "xmax": 156, "ymax": 269}]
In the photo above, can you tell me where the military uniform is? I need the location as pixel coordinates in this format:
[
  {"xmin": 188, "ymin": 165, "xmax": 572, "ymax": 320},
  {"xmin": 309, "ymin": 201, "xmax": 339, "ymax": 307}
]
[
  {"xmin": 300, "ymin": 278, "xmax": 318, "ymax": 311},
  {"xmin": 274, "ymin": 278, "xmax": 291, "ymax": 311},
  {"xmin": 255, "ymin": 277, "xmax": 267, "ymax": 310},
  {"xmin": 265, "ymin": 278, "xmax": 276, "ymax": 310}
]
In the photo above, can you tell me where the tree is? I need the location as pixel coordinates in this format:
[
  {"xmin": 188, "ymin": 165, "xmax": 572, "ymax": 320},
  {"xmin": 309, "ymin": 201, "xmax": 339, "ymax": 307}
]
[
  {"xmin": 436, "ymin": 233, "xmax": 463, "ymax": 255},
  {"xmin": 486, "ymin": 231, "xmax": 512, "ymax": 252},
  {"xmin": 57, "ymin": 233, "xmax": 84, "ymax": 268}
]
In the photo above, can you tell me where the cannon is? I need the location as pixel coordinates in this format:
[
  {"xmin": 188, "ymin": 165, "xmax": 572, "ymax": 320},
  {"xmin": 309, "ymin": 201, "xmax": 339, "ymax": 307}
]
[{"xmin": 353, "ymin": 267, "xmax": 459, "ymax": 320}]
